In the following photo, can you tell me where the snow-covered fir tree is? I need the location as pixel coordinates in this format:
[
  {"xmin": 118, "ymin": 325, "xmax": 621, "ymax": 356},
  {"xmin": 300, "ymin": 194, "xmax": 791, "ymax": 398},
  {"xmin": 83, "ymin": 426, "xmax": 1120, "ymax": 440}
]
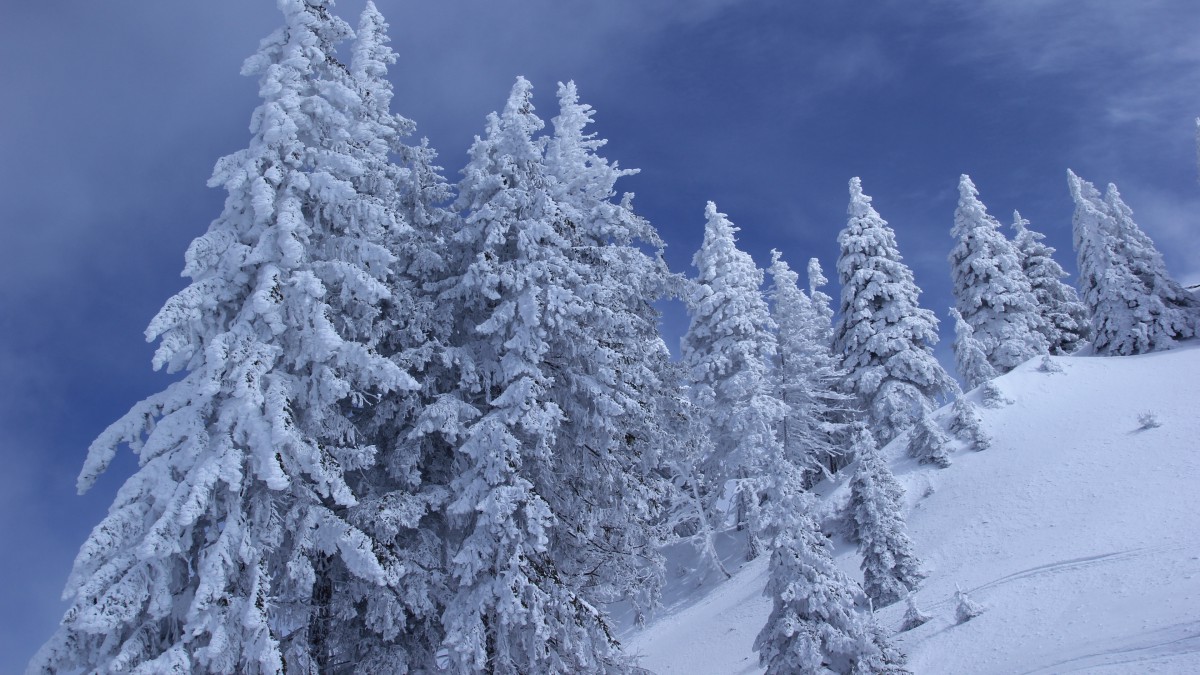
[
  {"xmin": 834, "ymin": 177, "xmax": 957, "ymax": 446},
  {"xmin": 906, "ymin": 406, "xmax": 952, "ymax": 468},
  {"xmin": 657, "ymin": 361, "xmax": 732, "ymax": 582},
  {"xmin": 949, "ymin": 395, "xmax": 991, "ymax": 452},
  {"xmin": 949, "ymin": 175, "xmax": 1048, "ymax": 372},
  {"xmin": 848, "ymin": 427, "xmax": 924, "ymax": 608},
  {"xmin": 755, "ymin": 488, "xmax": 908, "ymax": 674},
  {"xmin": 32, "ymin": 3, "xmax": 419, "ymax": 671},
  {"xmin": 807, "ymin": 256, "xmax": 837, "ymax": 345},
  {"xmin": 438, "ymin": 77, "xmax": 669, "ymax": 673},
  {"xmin": 538, "ymin": 79, "xmax": 674, "ymax": 621},
  {"xmin": 948, "ymin": 307, "xmax": 996, "ymax": 390},
  {"xmin": 324, "ymin": 4, "xmax": 461, "ymax": 670},
  {"xmin": 955, "ymin": 587, "xmax": 985, "ymax": 623},
  {"xmin": 1104, "ymin": 183, "xmax": 1199, "ymax": 334},
  {"xmin": 1069, "ymin": 170, "xmax": 1197, "ymax": 355},
  {"xmin": 899, "ymin": 595, "xmax": 932, "ymax": 632},
  {"xmin": 767, "ymin": 250, "xmax": 849, "ymax": 485},
  {"xmin": 1010, "ymin": 211, "xmax": 1090, "ymax": 354},
  {"xmin": 681, "ymin": 202, "xmax": 787, "ymax": 560}
]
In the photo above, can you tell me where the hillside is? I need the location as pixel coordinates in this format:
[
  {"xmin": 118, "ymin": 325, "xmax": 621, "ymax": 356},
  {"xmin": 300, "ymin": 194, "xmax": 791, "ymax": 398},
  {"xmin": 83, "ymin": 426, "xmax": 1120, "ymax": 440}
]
[{"xmin": 626, "ymin": 345, "xmax": 1200, "ymax": 673}]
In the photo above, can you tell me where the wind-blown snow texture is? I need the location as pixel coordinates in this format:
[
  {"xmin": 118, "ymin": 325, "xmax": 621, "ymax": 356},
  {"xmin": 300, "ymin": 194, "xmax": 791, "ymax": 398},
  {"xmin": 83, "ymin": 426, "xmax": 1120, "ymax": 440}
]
[{"xmin": 627, "ymin": 345, "xmax": 1200, "ymax": 674}]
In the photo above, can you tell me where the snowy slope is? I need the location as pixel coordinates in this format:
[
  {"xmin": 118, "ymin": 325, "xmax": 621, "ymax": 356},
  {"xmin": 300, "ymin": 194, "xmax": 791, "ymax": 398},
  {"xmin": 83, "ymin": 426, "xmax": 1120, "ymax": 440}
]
[{"xmin": 627, "ymin": 346, "xmax": 1200, "ymax": 673}]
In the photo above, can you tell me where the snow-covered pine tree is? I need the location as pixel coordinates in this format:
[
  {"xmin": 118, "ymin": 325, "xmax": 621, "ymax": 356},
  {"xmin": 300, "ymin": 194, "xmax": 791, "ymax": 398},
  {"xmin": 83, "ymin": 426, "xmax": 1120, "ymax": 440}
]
[
  {"xmin": 1010, "ymin": 211, "xmax": 1090, "ymax": 354},
  {"xmin": 1104, "ymin": 183, "xmax": 1199, "ymax": 336},
  {"xmin": 949, "ymin": 395, "xmax": 991, "ymax": 452},
  {"xmin": 681, "ymin": 202, "xmax": 787, "ymax": 560},
  {"xmin": 1069, "ymin": 170, "xmax": 1196, "ymax": 355},
  {"xmin": 948, "ymin": 307, "xmax": 996, "ymax": 390},
  {"xmin": 949, "ymin": 175, "xmax": 1049, "ymax": 373},
  {"xmin": 538, "ymin": 79, "xmax": 673, "ymax": 622},
  {"xmin": 906, "ymin": 405, "xmax": 952, "ymax": 468},
  {"xmin": 324, "ymin": 5, "xmax": 461, "ymax": 670},
  {"xmin": 849, "ymin": 427, "xmax": 924, "ymax": 608},
  {"xmin": 955, "ymin": 587, "xmax": 985, "ymax": 623},
  {"xmin": 439, "ymin": 76, "xmax": 611, "ymax": 674},
  {"xmin": 439, "ymin": 77, "xmax": 670, "ymax": 673},
  {"xmin": 755, "ymin": 488, "xmax": 909, "ymax": 674},
  {"xmin": 32, "ymin": 3, "xmax": 415, "ymax": 672},
  {"xmin": 899, "ymin": 595, "xmax": 932, "ymax": 632},
  {"xmin": 808, "ymin": 256, "xmax": 837, "ymax": 346},
  {"xmin": 768, "ymin": 250, "xmax": 850, "ymax": 485},
  {"xmin": 834, "ymin": 177, "xmax": 957, "ymax": 446},
  {"xmin": 658, "ymin": 361, "xmax": 732, "ymax": 582}
]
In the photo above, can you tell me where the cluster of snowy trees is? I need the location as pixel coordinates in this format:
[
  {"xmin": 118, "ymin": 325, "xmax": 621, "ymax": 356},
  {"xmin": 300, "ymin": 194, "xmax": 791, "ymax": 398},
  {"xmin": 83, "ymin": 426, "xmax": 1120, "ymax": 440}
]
[{"xmin": 34, "ymin": 2, "xmax": 1198, "ymax": 674}]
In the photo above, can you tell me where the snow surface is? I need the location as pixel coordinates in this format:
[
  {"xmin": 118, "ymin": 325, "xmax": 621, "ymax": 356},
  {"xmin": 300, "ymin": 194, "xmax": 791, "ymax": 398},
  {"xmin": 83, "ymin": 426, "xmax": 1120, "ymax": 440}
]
[{"xmin": 626, "ymin": 345, "xmax": 1200, "ymax": 673}]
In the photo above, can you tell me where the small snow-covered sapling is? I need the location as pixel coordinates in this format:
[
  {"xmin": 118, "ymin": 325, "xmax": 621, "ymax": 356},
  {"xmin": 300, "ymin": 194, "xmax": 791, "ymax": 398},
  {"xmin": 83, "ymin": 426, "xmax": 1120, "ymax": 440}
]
[
  {"xmin": 980, "ymin": 381, "xmax": 1013, "ymax": 408},
  {"xmin": 1137, "ymin": 411, "xmax": 1162, "ymax": 430},
  {"xmin": 954, "ymin": 585, "xmax": 984, "ymax": 623},
  {"xmin": 899, "ymin": 594, "xmax": 932, "ymax": 632},
  {"xmin": 1037, "ymin": 356, "xmax": 1064, "ymax": 373}
]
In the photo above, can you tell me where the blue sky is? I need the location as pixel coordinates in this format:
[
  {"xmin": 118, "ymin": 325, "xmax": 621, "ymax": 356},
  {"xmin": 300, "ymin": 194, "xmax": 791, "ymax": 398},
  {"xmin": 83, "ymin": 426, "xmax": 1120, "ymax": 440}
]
[{"xmin": 2, "ymin": 0, "xmax": 1198, "ymax": 668}]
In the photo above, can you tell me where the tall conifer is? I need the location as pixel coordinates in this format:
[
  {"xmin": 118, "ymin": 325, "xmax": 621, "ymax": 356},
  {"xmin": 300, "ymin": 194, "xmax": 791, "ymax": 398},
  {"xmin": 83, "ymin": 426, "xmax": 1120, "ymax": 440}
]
[
  {"xmin": 949, "ymin": 175, "xmax": 1048, "ymax": 372},
  {"xmin": 834, "ymin": 178, "xmax": 956, "ymax": 445},
  {"xmin": 33, "ymin": 2, "xmax": 415, "ymax": 671},
  {"xmin": 681, "ymin": 202, "xmax": 787, "ymax": 560}
]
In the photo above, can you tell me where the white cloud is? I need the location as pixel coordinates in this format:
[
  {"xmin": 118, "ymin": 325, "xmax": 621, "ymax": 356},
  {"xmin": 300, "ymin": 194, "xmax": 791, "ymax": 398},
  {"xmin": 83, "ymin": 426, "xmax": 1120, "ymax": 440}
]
[{"xmin": 930, "ymin": 0, "xmax": 1200, "ymax": 141}]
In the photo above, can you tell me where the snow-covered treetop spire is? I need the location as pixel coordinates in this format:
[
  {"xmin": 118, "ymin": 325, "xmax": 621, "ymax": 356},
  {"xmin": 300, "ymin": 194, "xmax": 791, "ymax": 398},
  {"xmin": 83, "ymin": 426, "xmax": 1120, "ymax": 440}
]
[
  {"xmin": 807, "ymin": 256, "xmax": 828, "ymax": 297},
  {"xmin": 951, "ymin": 174, "xmax": 985, "ymax": 237},
  {"xmin": 949, "ymin": 174, "xmax": 1047, "ymax": 372},
  {"xmin": 1011, "ymin": 208, "xmax": 1090, "ymax": 355},
  {"xmin": 835, "ymin": 177, "xmax": 955, "ymax": 444},
  {"xmin": 351, "ymin": 2, "xmax": 396, "ymax": 111},
  {"xmin": 1011, "ymin": 209, "xmax": 1028, "ymax": 234},
  {"xmin": 847, "ymin": 175, "xmax": 878, "ymax": 220}
]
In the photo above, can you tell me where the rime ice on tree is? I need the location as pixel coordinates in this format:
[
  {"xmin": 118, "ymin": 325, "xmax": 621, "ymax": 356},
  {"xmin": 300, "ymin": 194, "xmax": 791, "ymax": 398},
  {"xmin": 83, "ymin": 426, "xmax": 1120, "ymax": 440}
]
[
  {"xmin": 32, "ymin": 2, "xmax": 423, "ymax": 671},
  {"xmin": 949, "ymin": 175, "xmax": 1048, "ymax": 373},
  {"xmin": 755, "ymin": 493, "xmax": 909, "ymax": 674},
  {"xmin": 768, "ymin": 250, "xmax": 850, "ymax": 484},
  {"xmin": 949, "ymin": 307, "xmax": 997, "ymax": 390},
  {"xmin": 1069, "ymin": 170, "xmax": 1198, "ymax": 355},
  {"xmin": 834, "ymin": 177, "xmax": 956, "ymax": 445},
  {"xmin": 849, "ymin": 427, "xmax": 925, "ymax": 607},
  {"xmin": 438, "ymin": 77, "xmax": 671, "ymax": 673},
  {"xmin": 1010, "ymin": 211, "xmax": 1090, "ymax": 355},
  {"xmin": 681, "ymin": 202, "xmax": 787, "ymax": 560}
]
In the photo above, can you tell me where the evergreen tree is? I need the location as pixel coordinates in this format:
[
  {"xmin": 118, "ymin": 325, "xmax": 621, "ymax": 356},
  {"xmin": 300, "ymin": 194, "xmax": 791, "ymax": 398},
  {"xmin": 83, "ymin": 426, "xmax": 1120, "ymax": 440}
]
[
  {"xmin": 540, "ymin": 79, "xmax": 673, "ymax": 621},
  {"xmin": 949, "ymin": 175, "xmax": 1048, "ymax": 372},
  {"xmin": 1069, "ymin": 170, "xmax": 1196, "ymax": 355},
  {"xmin": 1010, "ymin": 211, "xmax": 1090, "ymax": 354},
  {"xmin": 906, "ymin": 406, "xmax": 952, "ymax": 468},
  {"xmin": 849, "ymin": 428, "xmax": 924, "ymax": 608},
  {"xmin": 808, "ymin": 257, "xmax": 837, "ymax": 346},
  {"xmin": 326, "ymin": 5, "xmax": 460, "ymax": 670},
  {"xmin": 755, "ymin": 492, "xmax": 908, "ymax": 674},
  {"xmin": 1104, "ymin": 183, "xmax": 1199, "ymax": 333},
  {"xmin": 658, "ymin": 362, "xmax": 732, "ymax": 582},
  {"xmin": 681, "ymin": 202, "xmax": 787, "ymax": 559},
  {"xmin": 439, "ymin": 77, "xmax": 668, "ymax": 673},
  {"xmin": 949, "ymin": 395, "xmax": 991, "ymax": 452},
  {"xmin": 948, "ymin": 307, "xmax": 996, "ymax": 390},
  {"xmin": 955, "ymin": 587, "xmax": 985, "ymax": 623},
  {"xmin": 768, "ymin": 250, "xmax": 849, "ymax": 485},
  {"xmin": 899, "ymin": 595, "xmax": 932, "ymax": 632},
  {"xmin": 32, "ymin": 3, "xmax": 415, "ymax": 671},
  {"xmin": 834, "ymin": 177, "xmax": 957, "ymax": 446}
]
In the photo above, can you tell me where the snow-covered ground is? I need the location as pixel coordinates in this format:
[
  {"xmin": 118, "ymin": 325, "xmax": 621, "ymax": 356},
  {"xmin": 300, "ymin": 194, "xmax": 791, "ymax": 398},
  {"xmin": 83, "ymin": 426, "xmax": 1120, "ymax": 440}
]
[{"xmin": 626, "ymin": 345, "xmax": 1200, "ymax": 673}]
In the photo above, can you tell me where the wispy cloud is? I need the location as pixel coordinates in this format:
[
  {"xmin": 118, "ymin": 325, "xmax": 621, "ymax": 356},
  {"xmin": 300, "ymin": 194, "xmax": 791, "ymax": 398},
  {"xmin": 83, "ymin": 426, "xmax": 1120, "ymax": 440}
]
[{"xmin": 932, "ymin": 0, "xmax": 1200, "ymax": 138}]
